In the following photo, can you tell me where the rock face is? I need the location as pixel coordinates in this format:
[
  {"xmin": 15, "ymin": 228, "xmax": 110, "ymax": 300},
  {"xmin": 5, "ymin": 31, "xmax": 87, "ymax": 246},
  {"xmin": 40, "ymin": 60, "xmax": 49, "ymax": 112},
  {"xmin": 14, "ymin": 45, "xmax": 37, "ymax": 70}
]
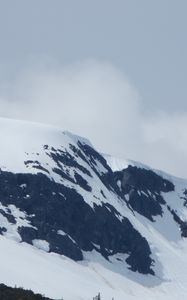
[
  {"xmin": 113, "ymin": 166, "xmax": 174, "ymax": 221},
  {"xmin": 0, "ymin": 146, "xmax": 154, "ymax": 275},
  {"xmin": 1, "ymin": 118, "xmax": 187, "ymax": 278},
  {"xmin": 112, "ymin": 165, "xmax": 187, "ymax": 239}
]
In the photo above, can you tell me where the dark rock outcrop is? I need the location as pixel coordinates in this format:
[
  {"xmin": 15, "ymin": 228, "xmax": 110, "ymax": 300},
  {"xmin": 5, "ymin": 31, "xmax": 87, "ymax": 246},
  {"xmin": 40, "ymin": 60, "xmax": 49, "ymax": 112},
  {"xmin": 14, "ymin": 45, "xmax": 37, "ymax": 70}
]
[
  {"xmin": 113, "ymin": 166, "xmax": 174, "ymax": 221},
  {"xmin": 0, "ymin": 169, "xmax": 154, "ymax": 274}
]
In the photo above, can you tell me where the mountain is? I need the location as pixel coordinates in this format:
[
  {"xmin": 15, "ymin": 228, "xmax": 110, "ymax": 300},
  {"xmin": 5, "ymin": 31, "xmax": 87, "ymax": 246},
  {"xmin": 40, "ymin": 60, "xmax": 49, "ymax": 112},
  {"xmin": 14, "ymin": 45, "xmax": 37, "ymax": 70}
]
[{"xmin": 0, "ymin": 117, "xmax": 187, "ymax": 300}]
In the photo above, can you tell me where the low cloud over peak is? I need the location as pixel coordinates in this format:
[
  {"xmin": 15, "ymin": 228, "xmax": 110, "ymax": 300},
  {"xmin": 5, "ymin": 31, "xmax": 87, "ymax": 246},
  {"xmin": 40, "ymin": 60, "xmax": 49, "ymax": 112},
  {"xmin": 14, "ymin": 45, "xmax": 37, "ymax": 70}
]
[{"xmin": 0, "ymin": 59, "xmax": 186, "ymax": 178}]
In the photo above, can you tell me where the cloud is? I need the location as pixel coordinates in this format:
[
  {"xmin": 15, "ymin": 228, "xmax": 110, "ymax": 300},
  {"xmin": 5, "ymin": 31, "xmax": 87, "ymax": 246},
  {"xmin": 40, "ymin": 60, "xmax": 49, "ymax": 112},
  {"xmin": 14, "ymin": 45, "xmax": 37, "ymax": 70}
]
[
  {"xmin": 0, "ymin": 59, "xmax": 186, "ymax": 178},
  {"xmin": 142, "ymin": 112, "xmax": 187, "ymax": 177},
  {"xmin": 0, "ymin": 59, "xmax": 143, "ymax": 153}
]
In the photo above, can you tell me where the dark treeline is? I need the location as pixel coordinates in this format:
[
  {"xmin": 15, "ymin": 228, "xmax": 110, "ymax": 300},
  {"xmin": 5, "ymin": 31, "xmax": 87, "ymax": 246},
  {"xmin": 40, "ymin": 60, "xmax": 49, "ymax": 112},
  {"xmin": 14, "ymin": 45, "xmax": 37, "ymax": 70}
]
[
  {"xmin": 0, "ymin": 284, "xmax": 52, "ymax": 300},
  {"xmin": 0, "ymin": 284, "xmax": 113, "ymax": 300}
]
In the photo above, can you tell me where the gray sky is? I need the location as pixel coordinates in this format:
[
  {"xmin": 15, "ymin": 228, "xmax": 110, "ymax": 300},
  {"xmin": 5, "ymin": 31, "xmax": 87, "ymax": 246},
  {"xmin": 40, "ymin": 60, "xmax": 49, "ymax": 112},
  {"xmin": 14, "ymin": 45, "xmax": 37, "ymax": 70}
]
[{"xmin": 0, "ymin": 0, "xmax": 187, "ymax": 177}]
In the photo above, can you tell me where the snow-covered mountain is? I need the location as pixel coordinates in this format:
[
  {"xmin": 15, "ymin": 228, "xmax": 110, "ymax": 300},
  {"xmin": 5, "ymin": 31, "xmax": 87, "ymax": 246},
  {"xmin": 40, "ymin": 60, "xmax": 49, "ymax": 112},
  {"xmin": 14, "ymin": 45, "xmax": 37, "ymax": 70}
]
[{"xmin": 0, "ymin": 117, "xmax": 187, "ymax": 300}]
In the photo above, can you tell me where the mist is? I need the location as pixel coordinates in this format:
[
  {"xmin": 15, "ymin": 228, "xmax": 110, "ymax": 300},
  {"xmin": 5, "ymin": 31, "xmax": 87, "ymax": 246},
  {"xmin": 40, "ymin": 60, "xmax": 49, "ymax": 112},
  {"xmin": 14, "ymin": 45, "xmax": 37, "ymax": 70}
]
[{"xmin": 0, "ymin": 59, "xmax": 186, "ymax": 178}]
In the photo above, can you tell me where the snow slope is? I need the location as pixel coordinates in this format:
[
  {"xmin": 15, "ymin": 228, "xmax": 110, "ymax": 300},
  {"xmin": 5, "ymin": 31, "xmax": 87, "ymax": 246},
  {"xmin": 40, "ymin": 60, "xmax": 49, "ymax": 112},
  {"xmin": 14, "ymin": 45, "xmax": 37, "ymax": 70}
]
[
  {"xmin": 0, "ymin": 118, "xmax": 91, "ymax": 174},
  {"xmin": 1, "ymin": 227, "xmax": 187, "ymax": 300}
]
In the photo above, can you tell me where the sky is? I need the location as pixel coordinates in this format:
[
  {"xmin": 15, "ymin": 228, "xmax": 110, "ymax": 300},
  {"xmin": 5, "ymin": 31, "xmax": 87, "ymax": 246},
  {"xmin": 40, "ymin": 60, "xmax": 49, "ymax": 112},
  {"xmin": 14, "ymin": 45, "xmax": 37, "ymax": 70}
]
[{"xmin": 0, "ymin": 0, "xmax": 187, "ymax": 177}]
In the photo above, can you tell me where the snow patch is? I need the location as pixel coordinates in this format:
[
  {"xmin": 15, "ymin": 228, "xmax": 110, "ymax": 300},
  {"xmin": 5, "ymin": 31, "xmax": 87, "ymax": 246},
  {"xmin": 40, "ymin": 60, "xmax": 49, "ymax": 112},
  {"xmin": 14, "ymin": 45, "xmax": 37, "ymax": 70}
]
[{"xmin": 32, "ymin": 239, "xmax": 50, "ymax": 252}]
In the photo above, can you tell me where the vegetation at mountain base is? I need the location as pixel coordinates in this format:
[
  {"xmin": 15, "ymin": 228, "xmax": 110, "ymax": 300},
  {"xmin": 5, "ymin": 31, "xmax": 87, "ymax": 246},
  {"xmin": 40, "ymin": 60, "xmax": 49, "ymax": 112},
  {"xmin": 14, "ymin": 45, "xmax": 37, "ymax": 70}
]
[
  {"xmin": 0, "ymin": 286, "xmax": 113, "ymax": 300},
  {"xmin": 0, "ymin": 284, "xmax": 52, "ymax": 300}
]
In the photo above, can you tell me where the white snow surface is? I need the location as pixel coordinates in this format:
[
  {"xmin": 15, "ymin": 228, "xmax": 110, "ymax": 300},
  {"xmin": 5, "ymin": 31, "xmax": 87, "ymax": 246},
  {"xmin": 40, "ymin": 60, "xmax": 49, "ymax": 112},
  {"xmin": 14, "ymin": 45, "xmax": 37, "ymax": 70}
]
[
  {"xmin": 32, "ymin": 239, "xmax": 50, "ymax": 252},
  {"xmin": 0, "ymin": 118, "xmax": 187, "ymax": 299},
  {"xmin": 0, "ymin": 117, "xmax": 91, "ymax": 174},
  {"xmin": 104, "ymin": 153, "xmax": 152, "ymax": 172}
]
